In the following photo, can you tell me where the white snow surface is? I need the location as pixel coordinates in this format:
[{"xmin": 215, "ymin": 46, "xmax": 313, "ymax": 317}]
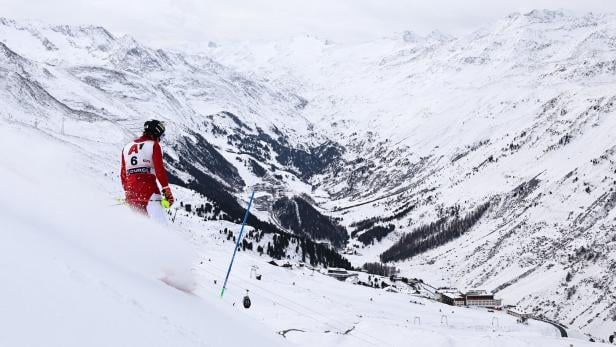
[
  {"xmin": 0, "ymin": 122, "xmax": 606, "ymax": 347},
  {"xmin": 2, "ymin": 10, "xmax": 616, "ymax": 345},
  {"xmin": 206, "ymin": 10, "xmax": 616, "ymax": 340},
  {"xmin": 0, "ymin": 123, "xmax": 283, "ymax": 347}
]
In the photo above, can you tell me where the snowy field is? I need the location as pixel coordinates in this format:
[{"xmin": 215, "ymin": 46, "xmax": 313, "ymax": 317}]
[{"xmin": 0, "ymin": 121, "xmax": 607, "ymax": 347}]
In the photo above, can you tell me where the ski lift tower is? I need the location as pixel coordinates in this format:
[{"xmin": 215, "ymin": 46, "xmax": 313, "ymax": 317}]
[{"xmin": 250, "ymin": 265, "xmax": 260, "ymax": 279}]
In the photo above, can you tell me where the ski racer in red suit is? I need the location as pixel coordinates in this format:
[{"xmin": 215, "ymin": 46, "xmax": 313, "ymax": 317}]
[{"xmin": 120, "ymin": 120, "xmax": 174, "ymax": 222}]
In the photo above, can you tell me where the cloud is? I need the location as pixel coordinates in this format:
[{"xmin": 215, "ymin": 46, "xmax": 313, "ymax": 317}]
[{"xmin": 2, "ymin": 0, "xmax": 616, "ymax": 47}]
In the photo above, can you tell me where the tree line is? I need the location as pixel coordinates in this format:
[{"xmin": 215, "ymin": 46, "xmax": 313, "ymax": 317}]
[
  {"xmin": 357, "ymin": 224, "xmax": 395, "ymax": 245},
  {"xmin": 350, "ymin": 203, "xmax": 415, "ymax": 238},
  {"xmin": 273, "ymin": 196, "xmax": 348, "ymax": 248},
  {"xmin": 220, "ymin": 227, "xmax": 352, "ymax": 269},
  {"xmin": 380, "ymin": 202, "xmax": 490, "ymax": 263}
]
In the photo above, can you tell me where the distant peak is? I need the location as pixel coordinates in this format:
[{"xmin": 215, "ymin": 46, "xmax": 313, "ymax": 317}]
[
  {"xmin": 117, "ymin": 34, "xmax": 139, "ymax": 47},
  {"xmin": 506, "ymin": 12, "xmax": 522, "ymax": 20},
  {"xmin": 50, "ymin": 24, "xmax": 115, "ymax": 41},
  {"xmin": 402, "ymin": 30, "xmax": 421, "ymax": 43},
  {"xmin": 517, "ymin": 9, "xmax": 591, "ymax": 24},
  {"xmin": 400, "ymin": 30, "xmax": 453, "ymax": 44},
  {"xmin": 498, "ymin": 9, "xmax": 604, "ymax": 30},
  {"xmin": 427, "ymin": 30, "xmax": 454, "ymax": 42},
  {"xmin": 0, "ymin": 17, "xmax": 16, "ymax": 26},
  {"xmin": 524, "ymin": 9, "xmax": 567, "ymax": 19}
]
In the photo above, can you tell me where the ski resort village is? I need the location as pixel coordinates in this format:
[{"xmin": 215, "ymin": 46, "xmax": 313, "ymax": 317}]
[{"xmin": 2, "ymin": 2, "xmax": 616, "ymax": 347}]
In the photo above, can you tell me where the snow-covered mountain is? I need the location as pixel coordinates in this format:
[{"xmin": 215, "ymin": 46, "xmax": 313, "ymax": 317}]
[
  {"xmin": 0, "ymin": 16, "xmax": 350, "ymax": 267},
  {"xmin": 204, "ymin": 9, "xmax": 616, "ymax": 339},
  {"xmin": 2, "ymin": 10, "xmax": 616, "ymax": 342},
  {"xmin": 0, "ymin": 120, "xmax": 603, "ymax": 347}
]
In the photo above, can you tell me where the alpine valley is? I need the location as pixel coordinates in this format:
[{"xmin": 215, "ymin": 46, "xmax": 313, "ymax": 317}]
[{"xmin": 1, "ymin": 9, "xmax": 616, "ymax": 344}]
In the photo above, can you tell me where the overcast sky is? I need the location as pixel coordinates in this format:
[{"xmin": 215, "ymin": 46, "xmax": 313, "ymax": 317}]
[{"xmin": 2, "ymin": 0, "xmax": 616, "ymax": 47}]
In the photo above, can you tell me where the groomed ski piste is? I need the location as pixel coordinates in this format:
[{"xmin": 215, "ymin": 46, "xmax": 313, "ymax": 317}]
[{"xmin": 1, "ymin": 122, "xmax": 608, "ymax": 347}]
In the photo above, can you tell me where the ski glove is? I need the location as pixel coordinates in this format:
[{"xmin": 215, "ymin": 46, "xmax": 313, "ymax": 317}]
[{"xmin": 162, "ymin": 186, "xmax": 174, "ymax": 207}]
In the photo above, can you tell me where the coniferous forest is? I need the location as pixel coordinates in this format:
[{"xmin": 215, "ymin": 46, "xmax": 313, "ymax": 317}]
[{"xmin": 380, "ymin": 203, "xmax": 490, "ymax": 262}]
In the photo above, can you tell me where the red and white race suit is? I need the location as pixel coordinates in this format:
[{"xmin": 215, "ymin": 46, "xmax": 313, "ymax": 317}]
[{"xmin": 120, "ymin": 136, "xmax": 170, "ymax": 219}]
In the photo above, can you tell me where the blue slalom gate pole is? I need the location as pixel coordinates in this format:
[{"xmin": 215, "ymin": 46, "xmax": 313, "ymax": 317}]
[{"xmin": 220, "ymin": 191, "xmax": 255, "ymax": 298}]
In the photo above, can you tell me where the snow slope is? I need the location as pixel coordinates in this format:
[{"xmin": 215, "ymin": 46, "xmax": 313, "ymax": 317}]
[
  {"xmin": 206, "ymin": 10, "xmax": 616, "ymax": 339},
  {"xmin": 0, "ymin": 121, "xmax": 606, "ymax": 347},
  {"xmin": 2, "ymin": 10, "xmax": 616, "ymax": 343},
  {"xmin": 0, "ymin": 15, "xmax": 345, "ymax": 246},
  {"xmin": 0, "ymin": 123, "xmax": 283, "ymax": 347}
]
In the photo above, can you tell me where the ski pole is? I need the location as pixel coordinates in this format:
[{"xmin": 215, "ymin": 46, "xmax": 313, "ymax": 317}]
[
  {"xmin": 109, "ymin": 197, "xmax": 163, "ymax": 207},
  {"xmin": 220, "ymin": 191, "xmax": 255, "ymax": 298},
  {"xmin": 108, "ymin": 197, "xmax": 128, "ymax": 207}
]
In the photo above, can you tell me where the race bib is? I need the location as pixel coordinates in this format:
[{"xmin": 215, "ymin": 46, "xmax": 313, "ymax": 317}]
[{"xmin": 123, "ymin": 140, "xmax": 155, "ymax": 176}]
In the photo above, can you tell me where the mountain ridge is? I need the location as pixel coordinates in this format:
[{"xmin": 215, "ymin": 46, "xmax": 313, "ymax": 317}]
[{"xmin": 2, "ymin": 11, "xmax": 616, "ymax": 339}]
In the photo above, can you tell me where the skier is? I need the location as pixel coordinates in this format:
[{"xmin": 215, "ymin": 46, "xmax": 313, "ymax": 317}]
[{"xmin": 120, "ymin": 120, "xmax": 174, "ymax": 223}]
